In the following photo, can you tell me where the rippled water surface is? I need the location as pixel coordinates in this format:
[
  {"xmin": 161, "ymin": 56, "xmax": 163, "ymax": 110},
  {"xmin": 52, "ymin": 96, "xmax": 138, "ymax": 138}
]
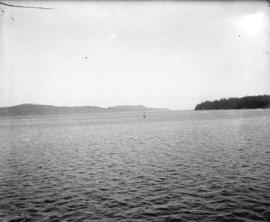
[{"xmin": 0, "ymin": 110, "xmax": 270, "ymax": 222}]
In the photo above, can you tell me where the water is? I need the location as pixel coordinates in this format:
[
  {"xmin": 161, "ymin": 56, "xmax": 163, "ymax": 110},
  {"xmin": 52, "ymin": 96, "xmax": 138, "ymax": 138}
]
[{"xmin": 0, "ymin": 110, "xmax": 270, "ymax": 222}]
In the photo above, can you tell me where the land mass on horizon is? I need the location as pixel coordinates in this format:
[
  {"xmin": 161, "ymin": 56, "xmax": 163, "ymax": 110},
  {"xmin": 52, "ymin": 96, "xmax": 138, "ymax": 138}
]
[
  {"xmin": 0, "ymin": 104, "xmax": 168, "ymax": 116},
  {"xmin": 195, "ymin": 95, "xmax": 270, "ymax": 110}
]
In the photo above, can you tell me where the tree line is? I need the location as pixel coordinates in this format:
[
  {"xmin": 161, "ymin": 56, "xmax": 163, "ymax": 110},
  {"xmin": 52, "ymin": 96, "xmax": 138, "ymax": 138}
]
[{"xmin": 195, "ymin": 95, "xmax": 270, "ymax": 110}]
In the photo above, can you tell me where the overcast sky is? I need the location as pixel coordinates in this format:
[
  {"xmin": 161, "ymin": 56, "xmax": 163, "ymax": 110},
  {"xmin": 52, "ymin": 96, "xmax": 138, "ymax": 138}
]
[{"xmin": 0, "ymin": 1, "xmax": 269, "ymax": 110}]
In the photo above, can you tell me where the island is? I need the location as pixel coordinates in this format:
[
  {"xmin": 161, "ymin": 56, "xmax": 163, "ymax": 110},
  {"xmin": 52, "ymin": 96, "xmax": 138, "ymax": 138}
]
[
  {"xmin": 195, "ymin": 95, "xmax": 270, "ymax": 110},
  {"xmin": 0, "ymin": 104, "xmax": 168, "ymax": 116}
]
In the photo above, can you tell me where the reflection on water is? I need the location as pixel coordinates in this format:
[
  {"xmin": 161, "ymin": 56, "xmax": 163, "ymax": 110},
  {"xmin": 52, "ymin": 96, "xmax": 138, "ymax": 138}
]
[{"xmin": 0, "ymin": 110, "xmax": 270, "ymax": 221}]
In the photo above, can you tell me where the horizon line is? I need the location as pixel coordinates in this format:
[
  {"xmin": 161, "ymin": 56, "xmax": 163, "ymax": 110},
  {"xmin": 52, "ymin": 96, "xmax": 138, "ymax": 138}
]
[{"xmin": 0, "ymin": 103, "xmax": 174, "ymax": 110}]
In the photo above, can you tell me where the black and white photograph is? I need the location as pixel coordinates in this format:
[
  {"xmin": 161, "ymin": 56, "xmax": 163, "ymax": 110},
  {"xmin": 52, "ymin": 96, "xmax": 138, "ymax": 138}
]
[{"xmin": 0, "ymin": 0, "xmax": 270, "ymax": 221}]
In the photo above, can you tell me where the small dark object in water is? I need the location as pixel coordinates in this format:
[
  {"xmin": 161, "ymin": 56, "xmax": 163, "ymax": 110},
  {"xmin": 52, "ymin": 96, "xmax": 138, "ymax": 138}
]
[{"xmin": 143, "ymin": 112, "xmax": 146, "ymax": 118}]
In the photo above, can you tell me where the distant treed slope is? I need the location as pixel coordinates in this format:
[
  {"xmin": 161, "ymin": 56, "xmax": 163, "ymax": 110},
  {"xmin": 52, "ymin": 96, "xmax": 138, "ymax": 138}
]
[
  {"xmin": 0, "ymin": 104, "xmax": 106, "ymax": 116},
  {"xmin": 195, "ymin": 95, "xmax": 270, "ymax": 110},
  {"xmin": 108, "ymin": 105, "xmax": 152, "ymax": 111},
  {"xmin": 0, "ymin": 104, "xmax": 165, "ymax": 116}
]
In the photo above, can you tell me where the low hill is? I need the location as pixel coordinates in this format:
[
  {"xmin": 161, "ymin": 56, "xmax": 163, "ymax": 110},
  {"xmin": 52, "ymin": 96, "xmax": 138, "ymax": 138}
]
[
  {"xmin": 195, "ymin": 95, "xmax": 270, "ymax": 110},
  {"xmin": 0, "ymin": 104, "xmax": 166, "ymax": 116},
  {"xmin": 107, "ymin": 105, "xmax": 167, "ymax": 112}
]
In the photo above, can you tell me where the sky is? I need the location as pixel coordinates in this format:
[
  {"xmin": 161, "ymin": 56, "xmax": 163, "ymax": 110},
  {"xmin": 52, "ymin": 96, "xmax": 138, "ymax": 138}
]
[{"xmin": 0, "ymin": 1, "xmax": 269, "ymax": 110}]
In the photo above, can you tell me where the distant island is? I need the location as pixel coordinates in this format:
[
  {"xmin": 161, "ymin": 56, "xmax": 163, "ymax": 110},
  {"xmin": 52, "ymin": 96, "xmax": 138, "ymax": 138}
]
[
  {"xmin": 0, "ymin": 104, "xmax": 168, "ymax": 116},
  {"xmin": 195, "ymin": 95, "xmax": 270, "ymax": 110}
]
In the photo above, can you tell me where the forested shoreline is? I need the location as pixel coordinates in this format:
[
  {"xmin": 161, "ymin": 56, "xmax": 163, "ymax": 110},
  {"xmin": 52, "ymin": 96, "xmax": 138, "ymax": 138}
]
[{"xmin": 195, "ymin": 95, "xmax": 270, "ymax": 110}]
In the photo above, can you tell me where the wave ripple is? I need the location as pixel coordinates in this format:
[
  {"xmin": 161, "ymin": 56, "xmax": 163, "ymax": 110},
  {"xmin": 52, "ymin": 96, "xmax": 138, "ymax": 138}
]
[{"xmin": 0, "ymin": 110, "xmax": 270, "ymax": 221}]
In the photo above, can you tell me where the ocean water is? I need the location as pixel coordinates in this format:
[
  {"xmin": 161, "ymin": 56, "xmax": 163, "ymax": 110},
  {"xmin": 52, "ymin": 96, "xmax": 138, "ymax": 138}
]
[{"xmin": 0, "ymin": 110, "xmax": 270, "ymax": 222}]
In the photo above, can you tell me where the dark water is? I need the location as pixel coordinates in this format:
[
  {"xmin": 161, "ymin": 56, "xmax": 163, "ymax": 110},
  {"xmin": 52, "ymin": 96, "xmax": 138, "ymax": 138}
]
[{"xmin": 0, "ymin": 110, "xmax": 270, "ymax": 222}]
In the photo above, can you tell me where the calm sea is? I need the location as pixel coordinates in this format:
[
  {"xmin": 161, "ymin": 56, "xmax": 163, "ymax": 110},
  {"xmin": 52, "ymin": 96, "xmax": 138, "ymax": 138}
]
[{"xmin": 0, "ymin": 110, "xmax": 269, "ymax": 222}]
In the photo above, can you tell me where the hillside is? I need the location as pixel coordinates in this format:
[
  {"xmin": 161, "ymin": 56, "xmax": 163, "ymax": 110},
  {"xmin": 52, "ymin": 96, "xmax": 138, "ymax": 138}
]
[
  {"xmin": 0, "ymin": 104, "xmax": 166, "ymax": 116},
  {"xmin": 195, "ymin": 95, "xmax": 270, "ymax": 110},
  {"xmin": 108, "ymin": 105, "xmax": 159, "ymax": 112}
]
